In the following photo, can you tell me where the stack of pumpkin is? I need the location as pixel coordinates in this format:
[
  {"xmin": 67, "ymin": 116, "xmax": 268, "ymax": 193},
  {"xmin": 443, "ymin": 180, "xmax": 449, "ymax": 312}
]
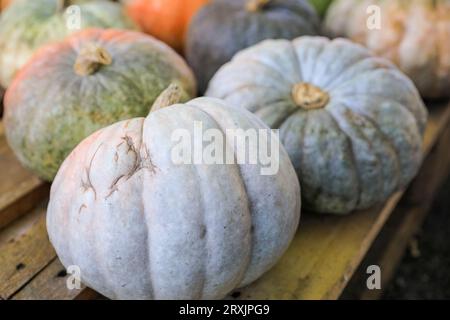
[{"xmin": 0, "ymin": 0, "xmax": 441, "ymax": 299}]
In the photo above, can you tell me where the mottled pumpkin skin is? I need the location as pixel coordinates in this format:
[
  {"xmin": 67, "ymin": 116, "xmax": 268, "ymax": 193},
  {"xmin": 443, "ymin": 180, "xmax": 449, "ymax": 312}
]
[
  {"xmin": 123, "ymin": 0, "xmax": 209, "ymax": 52},
  {"xmin": 4, "ymin": 29, "xmax": 196, "ymax": 181},
  {"xmin": 47, "ymin": 97, "xmax": 301, "ymax": 300},
  {"xmin": 207, "ymin": 37, "xmax": 428, "ymax": 214},
  {"xmin": 0, "ymin": 0, "xmax": 136, "ymax": 87},
  {"xmin": 186, "ymin": 0, "xmax": 320, "ymax": 93},
  {"xmin": 325, "ymin": 0, "xmax": 450, "ymax": 98}
]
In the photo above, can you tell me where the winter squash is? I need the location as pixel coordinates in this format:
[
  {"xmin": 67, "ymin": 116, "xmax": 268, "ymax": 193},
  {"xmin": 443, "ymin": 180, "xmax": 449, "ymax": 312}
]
[
  {"xmin": 308, "ymin": 0, "xmax": 332, "ymax": 17},
  {"xmin": 0, "ymin": 86, "xmax": 4, "ymax": 117},
  {"xmin": 325, "ymin": 0, "xmax": 450, "ymax": 99},
  {"xmin": 4, "ymin": 28, "xmax": 196, "ymax": 181},
  {"xmin": 186, "ymin": 0, "xmax": 320, "ymax": 93},
  {"xmin": 47, "ymin": 84, "xmax": 301, "ymax": 300},
  {"xmin": 123, "ymin": 0, "xmax": 209, "ymax": 52},
  {"xmin": 207, "ymin": 36, "xmax": 428, "ymax": 214},
  {"xmin": 0, "ymin": 0, "xmax": 136, "ymax": 88},
  {"xmin": 0, "ymin": 0, "xmax": 13, "ymax": 10}
]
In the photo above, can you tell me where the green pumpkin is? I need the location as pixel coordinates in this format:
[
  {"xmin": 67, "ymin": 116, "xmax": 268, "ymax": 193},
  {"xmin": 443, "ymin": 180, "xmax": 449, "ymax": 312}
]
[
  {"xmin": 4, "ymin": 28, "xmax": 196, "ymax": 181},
  {"xmin": 308, "ymin": 0, "xmax": 333, "ymax": 16},
  {"xmin": 186, "ymin": 0, "xmax": 320, "ymax": 93},
  {"xmin": 0, "ymin": 0, "xmax": 136, "ymax": 88},
  {"xmin": 207, "ymin": 36, "xmax": 428, "ymax": 215}
]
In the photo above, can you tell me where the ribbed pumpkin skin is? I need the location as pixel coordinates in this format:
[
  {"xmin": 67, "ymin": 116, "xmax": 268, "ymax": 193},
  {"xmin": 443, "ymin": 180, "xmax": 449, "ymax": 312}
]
[
  {"xmin": 325, "ymin": 0, "xmax": 450, "ymax": 98},
  {"xmin": 0, "ymin": 0, "xmax": 136, "ymax": 87},
  {"xmin": 207, "ymin": 37, "xmax": 428, "ymax": 214},
  {"xmin": 47, "ymin": 97, "xmax": 301, "ymax": 300},
  {"xmin": 186, "ymin": 0, "xmax": 320, "ymax": 93},
  {"xmin": 123, "ymin": 0, "xmax": 209, "ymax": 52},
  {"xmin": 4, "ymin": 29, "xmax": 196, "ymax": 181}
]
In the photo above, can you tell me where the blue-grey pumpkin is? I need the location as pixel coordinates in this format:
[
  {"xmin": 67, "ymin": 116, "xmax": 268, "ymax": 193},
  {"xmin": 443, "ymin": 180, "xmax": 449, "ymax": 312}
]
[
  {"xmin": 207, "ymin": 36, "xmax": 428, "ymax": 215},
  {"xmin": 186, "ymin": 0, "xmax": 320, "ymax": 93}
]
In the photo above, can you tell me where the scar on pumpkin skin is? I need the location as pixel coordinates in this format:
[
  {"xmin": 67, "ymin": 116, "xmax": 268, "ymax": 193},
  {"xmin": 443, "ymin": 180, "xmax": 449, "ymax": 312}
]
[
  {"xmin": 121, "ymin": 135, "xmax": 157, "ymax": 178},
  {"xmin": 80, "ymin": 143, "xmax": 103, "ymax": 199},
  {"xmin": 104, "ymin": 138, "xmax": 157, "ymax": 200},
  {"xmin": 78, "ymin": 204, "xmax": 87, "ymax": 214},
  {"xmin": 105, "ymin": 174, "xmax": 125, "ymax": 199}
]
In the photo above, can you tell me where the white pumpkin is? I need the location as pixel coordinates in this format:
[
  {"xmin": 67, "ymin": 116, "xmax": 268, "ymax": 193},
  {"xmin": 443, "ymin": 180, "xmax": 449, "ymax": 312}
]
[
  {"xmin": 206, "ymin": 36, "xmax": 428, "ymax": 214},
  {"xmin": 47, "ymin": 85, "xmax": 301, "ymax": 300}
]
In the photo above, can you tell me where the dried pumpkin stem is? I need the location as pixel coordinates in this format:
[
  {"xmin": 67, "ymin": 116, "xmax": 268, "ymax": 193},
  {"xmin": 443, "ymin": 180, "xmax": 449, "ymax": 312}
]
[
  {"xmin": 74, "ymin": 44, "xmax": 112, "ymax": 76},
  {"xmin": 292, "ymin": 83, "xmax": 330, "ymax": 110},
  {"xmin": 151, "ymin": 84, "xmax": 183, "ymax": 113},
  {"xmin": 246, "ymin": 0, "xmax": 271, "ymax": 12},
  {"xmin": 57, "ymin": 0, "xmax": 72, "ymax": 12}
]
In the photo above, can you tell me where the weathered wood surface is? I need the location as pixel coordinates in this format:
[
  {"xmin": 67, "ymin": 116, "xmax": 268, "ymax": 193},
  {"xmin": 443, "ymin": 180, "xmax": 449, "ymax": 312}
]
[
  {"xmin": 0, "ymin": 102, "xmax": 449, "ymax": 300},
  {"xmin": 342, "ymin": 113, "xmax": 450, "ymax": 300},
  {"xmin": 0, "ymin": 121, "xmax": 49, "ymax": 230}
]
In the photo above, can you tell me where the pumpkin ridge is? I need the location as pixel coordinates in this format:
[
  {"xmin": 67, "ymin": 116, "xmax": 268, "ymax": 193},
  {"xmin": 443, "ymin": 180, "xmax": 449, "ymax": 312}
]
[
  {"xmin": 238, "ymin": 57, "xmax": 295, "ymax": 87},
  {"xmin": 335, "ymin": 98, "xmax": 402, "ymax": 196},
  {"xmin": 138, "ymin": 118, "xmax": 155, "ymax": 300},
  {"xmin": 326, "ymin": 105, "xmax": 384, "ymax": 208},
  {"xmin": 321, "ymin": 109, "xmax": 360, "ymax": 211},
  {"xmin": 255, "ymin": 100, "xmax": 301, "ymax": 129},
  {"xmin": 326, "ymin": 57, "xmax": 391, "ymax": 92},
  {"xmin": 185, "ymin": 103, "xmax": 254, "ymax": 288}
]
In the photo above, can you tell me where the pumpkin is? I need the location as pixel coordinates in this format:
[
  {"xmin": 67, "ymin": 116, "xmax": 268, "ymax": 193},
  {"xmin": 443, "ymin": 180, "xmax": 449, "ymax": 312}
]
[
  {"xmin": 207, "ymin": 36, "xmax": 428, "ymax": 214},
  {"xmin": 308, "ymin": 0, "xmax": 333, "ymax": 17},
  {"xmin": 325, "ymin": 0, "xmax": 450, "ymax": 99},
  {"xmin": 0, "ymin": 0, "xmax": 136, "ymax": 88},
  {"xmin": 0, "ymin": 86, "xmax": 4, "ymax": 117},
  {"xmin": 123, "ymin": 0, "xmax": 209, "ymax": 52},
  {"xmin": 0, "ymin": 0, "xmax": 13, "ymax": 10},
  {"xmin": 47, "ymin": 84, "xmax": 301, "ymax": 300},
  {"xmin": 186, "ymin": 0, "xmax": 320, "ymax": 93},
  {"xmin": 4, "ymin": 28, "xmax": 196, "ymax": 181}
]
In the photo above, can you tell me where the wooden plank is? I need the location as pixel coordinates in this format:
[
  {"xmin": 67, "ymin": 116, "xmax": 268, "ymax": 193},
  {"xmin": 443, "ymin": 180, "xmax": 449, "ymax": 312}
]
[
  {"xmin": 0, "ymin": 121, "xmax": 49, "ymax": 229},
  {"xmin": 0, "ymin": 203, "xmax": 55, "ymax": 299},
  {"xmin": 342, "ymin": 118, "xmax": 450, "ymax": 300},
  {"xmin": 7, "ymin": 102, "xmax": 450, "ymax": 300},
  {"xmin": 12, "ymin": 258, "xmax": 89, "ymax": 300}
]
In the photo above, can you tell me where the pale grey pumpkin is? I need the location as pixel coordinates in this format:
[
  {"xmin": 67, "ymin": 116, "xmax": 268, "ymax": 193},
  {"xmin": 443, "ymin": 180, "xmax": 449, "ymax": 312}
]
[
  {"xmin": 4, "ymin": 28, "xmax": 196, "ymax": 181},
  {"xmin": 47, "ymin": 86, "xmax": 301, "ymax": 300},
  {"xmin": 324, "ymin": 0, "xmax": 450, "ymax": 99},
  {"xmin": 0, "ymin": 0, "xmax": 136, "ymax": 87},
  {"xmin": 207, "ymin": 36, "xmax": 428, "ymax": 214}
]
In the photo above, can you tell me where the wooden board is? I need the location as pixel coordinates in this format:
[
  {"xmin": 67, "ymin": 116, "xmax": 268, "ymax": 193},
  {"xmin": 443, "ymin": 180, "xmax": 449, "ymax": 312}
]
[
  {"xmin": 0, "ymin": 102, "xmax": 450, "ymax": 300},
  {"xmin": 0, "ymin": 121, "xmax": 49, "ymax": 230},
  {"xmin": 341, "ymin": 117, "xmax": 450, "ymax": 300}
]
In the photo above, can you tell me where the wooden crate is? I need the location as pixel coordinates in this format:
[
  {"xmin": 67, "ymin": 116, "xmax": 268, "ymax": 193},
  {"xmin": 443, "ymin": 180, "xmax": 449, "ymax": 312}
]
[{"xmin": 1, "ymin": 101, "xmax": 450, "ymax": 300}]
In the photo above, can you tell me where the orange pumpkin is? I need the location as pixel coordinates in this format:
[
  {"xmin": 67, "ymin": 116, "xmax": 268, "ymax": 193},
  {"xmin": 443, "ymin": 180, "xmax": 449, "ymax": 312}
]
[
  {"xmin": 1, "ymin": 0, "xmax": 13, "ymax": 10},
  {"xmin": 124, "ymin": 0, "xmax": 209, "ymax": 52}
]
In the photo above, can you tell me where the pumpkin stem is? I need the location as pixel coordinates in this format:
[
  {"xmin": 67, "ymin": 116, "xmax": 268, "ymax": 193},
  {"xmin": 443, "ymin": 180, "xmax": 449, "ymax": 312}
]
[
  {"xmin": 57, "ymin": 0, "xmax": 72, "ymax": 12},
  {"xmin": 151, "ymin": 84, "xmax": 183, "ymax": 113},
  {"xmin": 292, "ymin": 83, "xmax": 330, "ymax": 110},
  {"xmin": 74, "ymin": 44, "xmax": 113, "ymax": 76},
  {"xmin": 246, "ymin": 0, "xmax": 271, "ymax": 12}
]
